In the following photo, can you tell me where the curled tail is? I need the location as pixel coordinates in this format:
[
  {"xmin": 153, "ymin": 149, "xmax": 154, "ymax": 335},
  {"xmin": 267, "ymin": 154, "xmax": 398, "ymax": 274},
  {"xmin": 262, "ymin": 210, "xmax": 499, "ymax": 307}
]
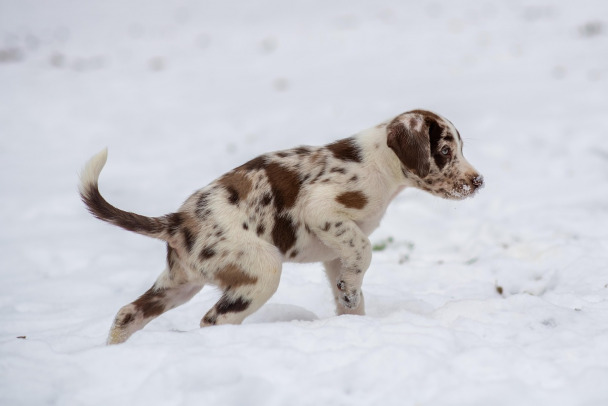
[{"xmin": 79, "ymin": 149, "xmax": 177, "ymax": 241}]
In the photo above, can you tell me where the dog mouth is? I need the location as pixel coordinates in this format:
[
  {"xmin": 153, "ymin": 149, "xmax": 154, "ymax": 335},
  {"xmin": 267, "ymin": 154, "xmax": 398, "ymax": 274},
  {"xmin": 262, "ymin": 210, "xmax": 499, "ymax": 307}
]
[
  {"xmin": 446, "ymin": 186, "xmax": 474, "ymax": 200},
  {"xmin": 446, "ymin": 177, "xmax": 484, "ymax": 200}
]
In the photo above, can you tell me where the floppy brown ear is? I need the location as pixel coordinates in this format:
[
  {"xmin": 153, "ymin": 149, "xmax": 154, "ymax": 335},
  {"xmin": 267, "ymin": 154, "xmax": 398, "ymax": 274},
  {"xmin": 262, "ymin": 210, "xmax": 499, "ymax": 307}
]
[{"xmin": 386, "ymin": 118, "xmax": 430, "ymax": 178}]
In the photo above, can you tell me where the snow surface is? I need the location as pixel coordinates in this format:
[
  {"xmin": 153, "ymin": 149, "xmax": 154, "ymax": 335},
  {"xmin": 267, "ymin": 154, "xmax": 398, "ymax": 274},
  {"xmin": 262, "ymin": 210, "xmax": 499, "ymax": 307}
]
[{"xmin": 1, "ymin": 0, "xmax": 608, "ymax": 405}]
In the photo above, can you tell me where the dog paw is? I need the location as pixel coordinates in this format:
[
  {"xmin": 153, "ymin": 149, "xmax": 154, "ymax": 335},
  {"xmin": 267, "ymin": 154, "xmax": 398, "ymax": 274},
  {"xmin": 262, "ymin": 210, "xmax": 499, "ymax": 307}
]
[{"xmin": 336, "ymin": 280, "xmax": 360, "ymax": 309}]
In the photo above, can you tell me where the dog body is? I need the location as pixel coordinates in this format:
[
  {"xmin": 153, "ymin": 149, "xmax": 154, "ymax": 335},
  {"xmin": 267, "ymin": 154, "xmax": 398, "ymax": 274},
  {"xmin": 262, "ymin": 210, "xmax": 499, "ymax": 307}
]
[{"xmin": 79, "ymin": 109, "xmax": 483, "ymax": 344}]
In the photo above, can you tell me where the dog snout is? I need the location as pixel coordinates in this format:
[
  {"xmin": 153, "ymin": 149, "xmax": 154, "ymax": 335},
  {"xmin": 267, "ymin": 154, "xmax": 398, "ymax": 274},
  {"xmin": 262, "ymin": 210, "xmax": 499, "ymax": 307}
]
[{"xmin": 471, "ymin": 174, "xmax": 484, "ymax": 188}]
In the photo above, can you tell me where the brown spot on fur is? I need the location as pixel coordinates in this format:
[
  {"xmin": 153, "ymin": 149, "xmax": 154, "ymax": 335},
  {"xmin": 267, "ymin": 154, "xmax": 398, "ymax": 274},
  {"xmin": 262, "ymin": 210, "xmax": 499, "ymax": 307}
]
[
  {"xmin": 256, "ymin": 224, "xmax": 265, "ymax": 236},
  {"xmin": 239, "ymin": 155, "xmax": 267, "ymax": 171},
  {"xmin": 195, "ymin": 192, "xmax": 211, "ymax": 218},
  {"xmin": 216, "ymin": 295, "xmax": 251, "ymax": 315},
  {"xmin": 226, "ymin": 187, "xmax": 239, "ymax": 204},
  {"xmin": 322, "ymin": 222, "xmax": 331, "ymax": 232},
  {"xmin": 326, "ymin": 137, "xmax": 362, "ymax": 163},
  {"xmin": 200, "ymin": 246, "xmax": 216, "ymax": 260},
  {"xmin": 167, "ymin": 212, "xmax": 184, "ymax": 235},
  {"xmin": 330, "ymin": 167, "xmax": 347, "ymax": 174},
  {"xmin": 265, "ymin": 162, "xmax": 301, "ymax": 212},
  {"xmin": 182, "ymin": 227, "xmax": 196, "ymax": 252},
  {"xmin": 310, "ymin": 167, "xmax": 326, "ymax": 184},
  {"xmin": 166, "ymin": 244, "xmax": 177, "ymax": 269},
  {"xmin": 133, "ymin": 288, "xmax": 166, "ymax": 319},
  {"xmin": 260, "ymin": 193, "xmax": 272, "ymax": 207},
  {"xmin": 119, "ymin": 313, "xmax": 135, "ymax": 326},
  {"xmin": 202, "ymin": 314, "xmax": 217, "ymax": 325},
  {"xmin": 216, "ymin": 264, "xmax": 258, "ymax": 289},
  {"xmin": 294, "ymin": 146, "xmax": 311, "ymax": 155},
  {"xmin": 272, "ymin": 214, "xmax": 297, "ymax": 254},
  {"xmin": 219, "ymin": 171, "xmax": 253, "ymax": 205},
  {"xmin": 336, "ymin": 191, "xmax": 368, "ymax": 209},
  {"xmin": 290, "ymin": 250, "xmax": 298, "ymax": 258}
]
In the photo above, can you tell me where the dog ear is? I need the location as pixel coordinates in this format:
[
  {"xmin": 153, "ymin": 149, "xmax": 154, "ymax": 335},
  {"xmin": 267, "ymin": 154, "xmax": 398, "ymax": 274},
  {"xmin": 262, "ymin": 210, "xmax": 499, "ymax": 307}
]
[{"xmin": 386, "ymin": 117, "xmax": 430, "ymax": 178}]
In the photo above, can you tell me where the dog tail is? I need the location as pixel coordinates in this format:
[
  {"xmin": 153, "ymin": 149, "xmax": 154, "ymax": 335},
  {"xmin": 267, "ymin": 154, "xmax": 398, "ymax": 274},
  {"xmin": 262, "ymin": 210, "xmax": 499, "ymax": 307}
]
[{"xmin": 79, "ymin": 148, "xmax": 176, "ymax": 241}]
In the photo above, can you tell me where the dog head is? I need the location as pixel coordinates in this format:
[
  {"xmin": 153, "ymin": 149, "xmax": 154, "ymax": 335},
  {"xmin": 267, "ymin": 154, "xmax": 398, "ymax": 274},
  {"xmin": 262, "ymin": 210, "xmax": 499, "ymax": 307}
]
[{"xmin": 386, "ymin": 109, "xmax": 483, "ymax": 200}]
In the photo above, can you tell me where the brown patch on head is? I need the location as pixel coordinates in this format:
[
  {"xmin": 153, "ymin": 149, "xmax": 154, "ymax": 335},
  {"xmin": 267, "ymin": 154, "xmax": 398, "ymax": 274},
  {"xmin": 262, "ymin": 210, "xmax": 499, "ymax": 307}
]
[
  {"xmin": 216, "ymin": 264, "xmax": 258, "ymax": 289},
  {"xmin": 264, "ymin": 162, "xmax": 301, "ymax": 212},
  {"xmin": 219, "ymin": 171, "xmax": 253, "ymax": 205},
  {"xmin": 386, "ymin": 116, "xmax": 430, "ymax": 178},
  {"xmin": 336, "ymin": 191, "xmax": 368, "ymax": 209},
  {"xmin": 326, "ymin": 137, "xmax": 362, "ymax": 163},
  {"xmin": 272, "ymin": 214, "xmax": 297, "ymax": 254}
]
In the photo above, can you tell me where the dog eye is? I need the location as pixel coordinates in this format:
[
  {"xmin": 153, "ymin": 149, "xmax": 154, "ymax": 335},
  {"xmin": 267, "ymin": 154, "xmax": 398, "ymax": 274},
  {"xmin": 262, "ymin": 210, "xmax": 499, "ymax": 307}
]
[{"xmin": 441, "ymin": 146, "xmax": 450, "ymax": 156}]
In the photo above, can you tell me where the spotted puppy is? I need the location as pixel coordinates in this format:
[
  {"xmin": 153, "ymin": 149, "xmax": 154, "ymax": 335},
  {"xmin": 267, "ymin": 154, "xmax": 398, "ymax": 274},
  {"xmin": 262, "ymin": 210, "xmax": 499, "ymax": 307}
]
[{"xmin": 79, "ymin": 109, "xmax": 483, "ymax": 344}]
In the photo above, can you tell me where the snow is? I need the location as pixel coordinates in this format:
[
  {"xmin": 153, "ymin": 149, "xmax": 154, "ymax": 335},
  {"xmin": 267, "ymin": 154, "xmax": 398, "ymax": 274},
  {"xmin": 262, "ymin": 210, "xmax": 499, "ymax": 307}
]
[{"xmin": 1, "ymin": 0, "xmax": 608, "ymax": 404}]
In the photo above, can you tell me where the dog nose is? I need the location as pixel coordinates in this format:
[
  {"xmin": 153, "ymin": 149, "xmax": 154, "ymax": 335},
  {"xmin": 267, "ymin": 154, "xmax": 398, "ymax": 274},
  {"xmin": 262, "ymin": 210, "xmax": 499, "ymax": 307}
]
[{"xmin": 472, "ymin": 175, "xmax": 484, "ymax": 188}]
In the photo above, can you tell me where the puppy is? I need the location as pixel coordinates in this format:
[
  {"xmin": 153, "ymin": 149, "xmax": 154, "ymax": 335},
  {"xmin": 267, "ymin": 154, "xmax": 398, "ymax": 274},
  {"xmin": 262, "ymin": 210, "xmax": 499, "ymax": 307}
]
[{"xmin": 79, "ymin": 109, "xmax": 483, "ymax": 344}]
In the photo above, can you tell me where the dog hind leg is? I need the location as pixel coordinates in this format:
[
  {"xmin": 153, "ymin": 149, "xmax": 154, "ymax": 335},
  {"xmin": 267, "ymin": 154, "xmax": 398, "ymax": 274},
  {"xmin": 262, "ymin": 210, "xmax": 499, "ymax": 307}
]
[
  {"xmin": 107, "ymin": 248, "xmax": 203, "ymax": 345},
  {"xmin": 200, "ymin": 244, "xmax": 282, "ymax": 327}
]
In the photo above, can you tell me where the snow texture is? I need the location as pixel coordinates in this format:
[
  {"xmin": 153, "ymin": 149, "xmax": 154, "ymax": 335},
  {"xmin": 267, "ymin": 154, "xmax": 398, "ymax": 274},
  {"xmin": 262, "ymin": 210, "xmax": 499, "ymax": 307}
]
[{"xmin": 1, "ymin": 0, "xmax": 608, "ymax": 405}]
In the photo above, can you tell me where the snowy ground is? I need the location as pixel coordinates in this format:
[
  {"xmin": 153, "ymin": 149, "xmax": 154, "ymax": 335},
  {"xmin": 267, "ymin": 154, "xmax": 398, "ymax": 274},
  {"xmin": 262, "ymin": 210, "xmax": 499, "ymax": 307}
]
[{"xmin": 1, "ymin": 0, "xmax": 608, "ymax": 405}]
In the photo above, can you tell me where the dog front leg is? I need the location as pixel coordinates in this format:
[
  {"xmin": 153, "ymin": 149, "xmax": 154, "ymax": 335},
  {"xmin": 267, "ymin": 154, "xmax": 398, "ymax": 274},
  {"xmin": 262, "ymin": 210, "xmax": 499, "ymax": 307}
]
[
  {"xmin": 323, "ymin": 258, "xmax": 367, "ymax": 315},
  {"xmin": 315, "ymin": 219, "xmax": 371, "ymax": 314}
]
